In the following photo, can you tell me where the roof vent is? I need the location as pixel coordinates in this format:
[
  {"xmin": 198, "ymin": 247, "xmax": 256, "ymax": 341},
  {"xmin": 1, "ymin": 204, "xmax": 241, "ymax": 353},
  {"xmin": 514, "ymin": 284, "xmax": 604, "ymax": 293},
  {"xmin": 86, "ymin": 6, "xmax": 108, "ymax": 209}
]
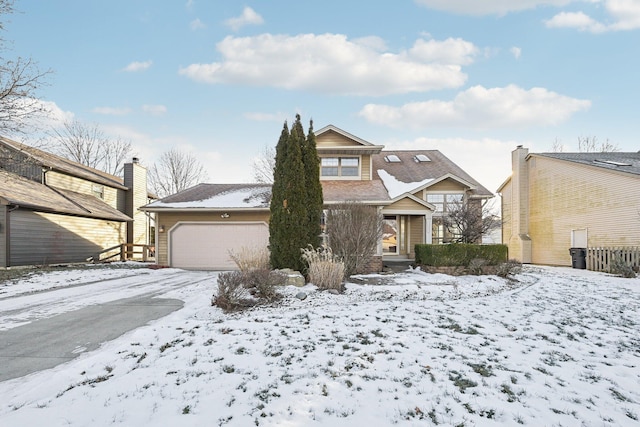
[
  {"xmin": 594, "ymin": 159, "xmax": 631, "ymax": 167},
  {"xmin": 384, "ymin": 155, "xmax": 401, "ymax": 163},
  {"xmin": 413, "ymin": 154, "xmax": 430, "ymax": 163}
]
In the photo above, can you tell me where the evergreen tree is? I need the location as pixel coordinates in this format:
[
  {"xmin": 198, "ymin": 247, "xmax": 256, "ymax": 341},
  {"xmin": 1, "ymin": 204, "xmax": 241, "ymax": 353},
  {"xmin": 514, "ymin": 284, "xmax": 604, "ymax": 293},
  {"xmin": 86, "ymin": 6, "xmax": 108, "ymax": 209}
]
[
  {"xmin": 301, "ymin": 119, "xmax": 323, "ymax": 248},
  {"xmin": 269, "ymin": 117, "xmax": 308, "ymax": 272}
]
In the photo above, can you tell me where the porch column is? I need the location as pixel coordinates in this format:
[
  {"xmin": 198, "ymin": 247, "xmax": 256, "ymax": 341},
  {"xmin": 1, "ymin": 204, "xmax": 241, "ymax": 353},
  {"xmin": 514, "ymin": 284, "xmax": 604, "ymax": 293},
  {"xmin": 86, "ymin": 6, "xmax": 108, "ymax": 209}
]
[{"xmin": 425, "ymin": 214, "xmax": 432, "ymax": 244}]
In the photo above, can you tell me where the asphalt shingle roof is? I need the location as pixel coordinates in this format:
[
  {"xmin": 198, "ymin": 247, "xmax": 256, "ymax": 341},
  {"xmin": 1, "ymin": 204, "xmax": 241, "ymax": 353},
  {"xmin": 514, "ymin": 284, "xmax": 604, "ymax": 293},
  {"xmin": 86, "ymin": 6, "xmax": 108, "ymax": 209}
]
[{"xmin": 536, "ymin": 152, "xmax": 640, "ymax": 176}]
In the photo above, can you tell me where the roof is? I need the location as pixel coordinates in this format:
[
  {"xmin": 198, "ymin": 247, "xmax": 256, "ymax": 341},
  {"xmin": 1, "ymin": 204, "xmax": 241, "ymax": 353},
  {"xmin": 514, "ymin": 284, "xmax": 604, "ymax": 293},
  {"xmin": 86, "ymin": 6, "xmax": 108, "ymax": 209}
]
[
  {"xmin": 142, "ymin": 183, "xmax": 272, "ymax": 210},
  {"xmin": 373, "ymin": 150, "xmax": 494, "ymax": 198},
  {"xmin": 0, "ymin": 136, "xmax": 128, "ymax": 190},
  {"xmin": 321, "ymin": 180, "xmax": 390, "ymax": 204},
  {"xmin": 0, "ymin": 170, "xmax": 132, "ymax": 221},
  {"xmin": 535, "ymin": 152, "xmax": 640, "ymax": 176}
]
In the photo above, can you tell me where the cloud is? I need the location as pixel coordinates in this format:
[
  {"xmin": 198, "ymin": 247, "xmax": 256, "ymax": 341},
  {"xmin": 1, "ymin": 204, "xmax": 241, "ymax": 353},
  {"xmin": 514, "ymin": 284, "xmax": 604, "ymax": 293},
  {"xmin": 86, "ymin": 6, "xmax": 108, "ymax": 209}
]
[
  {"xmin": 179, "ymin": 34, "xmax": 477, "ymax": 96},
  {"xmin": 142, "ymin": 104, "xmax": 168, "ymax": 115},
  {"xmin": 359, "ymin": 84, "xmax": 591, "ymax": 129},
  {"xmin": 92, "ymin": 106, "xmax": 132, "ymax": 116},
  {"xmin": 225, "ymin": 7, "xmax": 264, "ymax": 31},
  {"xmin": 545, "ymin": 0, "xmax": 640, "ymax": 32},
  {"xmin": 122, "ymin": 60, "xmax": 153, "ymax": 72},
  {"xmin": 190, "ymin": 18, "xmax": 205, "ymax": 30},
  {"xmin": 414, "ymin": 0, "xmax": 574, "ymax": 16},
  {"xmin": 510, "ymin": 46, "xmax": 522, "ymax": 59}
]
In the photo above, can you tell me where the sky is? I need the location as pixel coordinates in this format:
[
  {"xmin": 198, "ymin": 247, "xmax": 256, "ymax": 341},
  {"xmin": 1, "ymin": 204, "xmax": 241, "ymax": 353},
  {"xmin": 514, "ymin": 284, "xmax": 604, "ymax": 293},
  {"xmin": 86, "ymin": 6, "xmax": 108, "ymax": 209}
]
[
  {"xmin": 5, "ymin": 0, "xmax": 640, "ymax": 193},
  {"xmin": 1, "ymin": 264, "xmax": 639, "ymax": 425}
]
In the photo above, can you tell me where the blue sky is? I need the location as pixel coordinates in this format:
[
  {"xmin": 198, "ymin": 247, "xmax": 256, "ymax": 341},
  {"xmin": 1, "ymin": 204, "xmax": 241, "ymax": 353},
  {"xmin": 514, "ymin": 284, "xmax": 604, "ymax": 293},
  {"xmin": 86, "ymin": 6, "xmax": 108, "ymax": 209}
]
[{"xmin": 6, "ymin": 0, "xmax": 640, "ymax": 192}]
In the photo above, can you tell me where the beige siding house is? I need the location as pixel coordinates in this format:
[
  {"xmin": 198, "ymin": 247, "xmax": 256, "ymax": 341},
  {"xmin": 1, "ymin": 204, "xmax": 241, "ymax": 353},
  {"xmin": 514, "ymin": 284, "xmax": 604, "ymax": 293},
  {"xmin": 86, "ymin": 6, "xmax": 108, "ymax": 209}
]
[
  {"xmin": 143, "ymin": 125, "xmax": 493, "ymax": 271},
  {"xmin": 0, "ymin": 136, "xmax": 151, "ymax": 267},
  {"xmin": 498, "ymin": 146, "xmax": 640, "ymax": 266}
]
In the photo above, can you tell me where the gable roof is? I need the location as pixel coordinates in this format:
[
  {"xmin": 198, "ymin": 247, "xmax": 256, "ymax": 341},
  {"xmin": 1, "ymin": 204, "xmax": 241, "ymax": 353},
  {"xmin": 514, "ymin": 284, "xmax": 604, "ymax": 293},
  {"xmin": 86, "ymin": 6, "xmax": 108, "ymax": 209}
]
[
  {"xmin": 315, "ymin": 125, "xmax": 385, "ymax": 155},
  {"xmin": 142, "ymin": 183, "xmax": 272, "ymax": 211},
  {"xmin": 0, "ymin": 170, "xmax": 131, "ymax": 221},
  {"xmin": 535, "ymin": 152, "xmax": 640, "ymax": 176},
  {"xmin": 373, "ymin": 150, "xmax": 493, "ymax": 198},
  {"xmin": 0, "ymin": 136, "xmax": 128, "ymax": 190}
]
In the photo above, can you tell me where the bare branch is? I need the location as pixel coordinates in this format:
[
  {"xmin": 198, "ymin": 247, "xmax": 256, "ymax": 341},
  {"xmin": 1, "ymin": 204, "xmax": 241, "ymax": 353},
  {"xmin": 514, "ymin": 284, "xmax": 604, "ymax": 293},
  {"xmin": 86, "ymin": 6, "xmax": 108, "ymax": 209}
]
[
  {"xmin": 251, "ymin": 144, "xmax": 275, "ymax": 184},
  {"xmin": 148, "ymin": 148, "xmax": 208, "ymax": 198},
  {"xmin": 443, "ymin": 198, "xmax": 501, "ymax": 244}
]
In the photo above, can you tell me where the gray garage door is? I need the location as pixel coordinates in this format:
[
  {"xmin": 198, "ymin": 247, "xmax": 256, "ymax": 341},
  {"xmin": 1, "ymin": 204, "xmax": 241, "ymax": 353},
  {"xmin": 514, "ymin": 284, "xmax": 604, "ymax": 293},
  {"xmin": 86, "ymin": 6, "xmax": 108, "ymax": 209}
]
[{"xmin": 169, "ymin": 222, "xmax": 269, "ymax": 270}]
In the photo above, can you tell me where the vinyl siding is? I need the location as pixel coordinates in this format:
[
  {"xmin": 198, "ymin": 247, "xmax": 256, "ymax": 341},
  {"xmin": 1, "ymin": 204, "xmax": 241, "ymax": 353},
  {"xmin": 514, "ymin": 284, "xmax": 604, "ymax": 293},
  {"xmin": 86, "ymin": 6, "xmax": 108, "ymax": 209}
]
[
  {"xmin": 124, "ymin": 163, "xmax": 149, "ymax": 245},
  {"xmin": 384, "ymin": 197, "xmax": 427, "ymax": 211},
  {"xmin": 155, "ymin": 211, "xmax": 270, "ymax": 266},
  {"xmin": 361, "ymin": 154, "xmax": 371, "ymax": 180},
  {"xmin": 316, "ymin": 131, "xmax": 362, "ymax": 147},
  {"xmin": 45, "ymin": 170, "xmax": 122, "ymax": 211},
  {"xmin": 425, "ymin": 178, "xmax": 465, "ymax": 192},
  {"xmin": 8, "ymin": 210, "xmax": 125, "ymax": 266},
  {"xmin": 528, "ymin": 156, "xmax": 640, "ymax": 266},
  {"xmin": 409, "ymin": 216, "xmax": 424, "ymax": 256}
]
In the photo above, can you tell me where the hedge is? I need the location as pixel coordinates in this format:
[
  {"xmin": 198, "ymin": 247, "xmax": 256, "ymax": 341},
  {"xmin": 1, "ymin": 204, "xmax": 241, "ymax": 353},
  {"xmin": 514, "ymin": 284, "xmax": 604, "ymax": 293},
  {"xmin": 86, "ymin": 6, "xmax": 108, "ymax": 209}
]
[{"xmin": 415, "ymin": 244, "xmax": 508, "ymax": 267}]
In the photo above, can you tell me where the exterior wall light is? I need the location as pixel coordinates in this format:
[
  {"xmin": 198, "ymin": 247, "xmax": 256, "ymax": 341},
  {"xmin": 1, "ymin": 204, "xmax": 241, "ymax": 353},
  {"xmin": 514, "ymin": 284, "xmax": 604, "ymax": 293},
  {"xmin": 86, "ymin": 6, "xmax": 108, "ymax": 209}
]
[
  {"xmin": 159, "ymin": 225, "xmax": 165, "ymax": 233},
  {"xmin": 221, "ymin": 213, "xmax": 230, "ymax": 218}
]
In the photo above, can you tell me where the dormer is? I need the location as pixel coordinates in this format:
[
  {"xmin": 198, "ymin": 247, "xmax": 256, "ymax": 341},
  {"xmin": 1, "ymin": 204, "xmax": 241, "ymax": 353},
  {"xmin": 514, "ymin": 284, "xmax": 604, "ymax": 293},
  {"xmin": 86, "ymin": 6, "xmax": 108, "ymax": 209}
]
[{"xmin": 315, "ymin": 125, "xmax": 384, "ymax": 181}]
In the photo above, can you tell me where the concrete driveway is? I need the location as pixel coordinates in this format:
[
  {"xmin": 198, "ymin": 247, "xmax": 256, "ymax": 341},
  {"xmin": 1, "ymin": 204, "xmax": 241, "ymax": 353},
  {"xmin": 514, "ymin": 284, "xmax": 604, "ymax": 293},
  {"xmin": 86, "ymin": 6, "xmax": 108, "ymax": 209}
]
[{"xmin": 0, "ymin": 268, "xmax": 213, "ymax": 382}]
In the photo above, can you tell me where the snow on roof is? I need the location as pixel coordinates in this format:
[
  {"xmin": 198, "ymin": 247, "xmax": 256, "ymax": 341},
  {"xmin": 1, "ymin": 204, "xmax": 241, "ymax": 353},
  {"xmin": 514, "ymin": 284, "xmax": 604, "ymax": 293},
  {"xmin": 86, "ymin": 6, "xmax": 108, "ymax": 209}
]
[
  {"xmin": 377, "ymin": 169, "xmax": 433, "ymax": 199},
  {"xmin": 147, "ymin": 186, "xmax": 269, "ymax": 209}
]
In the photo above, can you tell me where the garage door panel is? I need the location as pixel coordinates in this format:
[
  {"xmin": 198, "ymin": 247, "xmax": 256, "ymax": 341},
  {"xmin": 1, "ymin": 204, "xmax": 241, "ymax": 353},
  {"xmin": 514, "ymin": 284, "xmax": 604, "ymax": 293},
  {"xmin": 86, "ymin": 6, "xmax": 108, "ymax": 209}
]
[{"xmin": 170, "ymin": 222, "xmax": 268, "ymax": 270}]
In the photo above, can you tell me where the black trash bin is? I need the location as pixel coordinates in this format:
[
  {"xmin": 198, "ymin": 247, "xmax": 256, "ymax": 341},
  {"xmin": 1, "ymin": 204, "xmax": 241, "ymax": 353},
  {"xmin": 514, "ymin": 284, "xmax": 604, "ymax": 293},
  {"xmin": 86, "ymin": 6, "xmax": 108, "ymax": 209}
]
[{"xmin": 569, "ymin": 248, "xmax": 586, "ymax": 269}]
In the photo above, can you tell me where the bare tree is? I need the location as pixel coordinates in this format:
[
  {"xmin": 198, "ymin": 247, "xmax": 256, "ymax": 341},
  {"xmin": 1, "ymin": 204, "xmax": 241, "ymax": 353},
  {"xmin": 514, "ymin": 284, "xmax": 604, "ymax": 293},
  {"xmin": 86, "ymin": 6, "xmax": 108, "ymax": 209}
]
[
  {"xmin": 326, "ymin": 201, "xmax": 383, "ymax": 276},
  {"xmin": 577, "ymin": 136, "xmax": 618, "ymax": 153},
  {"xmin": 48, "ymin": 119, "xmax": 132, "ymax": 175},
  {"xmin": 551, "ymin": 138, "xmax": 565, "ymax": 152},
  {"xmin": 148, "ymin": 148, "xmax": 208, "ymax": 198},
  {"xmin": 251, "ymin": 144, "xmax": 275, "ymax": 184},
  {"xmin": 443, "ymin": 198, "xmax": 501, "ymax": 244},
  {"xmin": 0, "ymin": 0, "xmax": 52, "ymax": 135}
]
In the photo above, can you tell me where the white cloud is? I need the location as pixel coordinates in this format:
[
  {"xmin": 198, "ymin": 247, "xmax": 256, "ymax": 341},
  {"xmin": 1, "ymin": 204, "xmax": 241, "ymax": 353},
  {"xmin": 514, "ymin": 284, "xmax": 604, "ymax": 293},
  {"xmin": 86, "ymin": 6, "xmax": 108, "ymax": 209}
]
[
  {"xmin": 545, "ymin": 0, "xmax": 640, "ymax": 32},
  {"xmin": 414, "ymin": 0, "xmax": 575, "ymax": 16},
  {"xmin": 359, "ymin": 84, "xmax": 591, "ymax": 129},
  {"xmin": 142, "ymin": 104, "xmax": 168, "ymax": 115},
  {"xmin": 92, "ymin": 106, "xmax": 132, "ymax": 116},
  {"xmin": 190, "ymin": 18, "xmax": 205, "ymax": 30},
  {"xmin": 179, "ymin": 34, "xmax": 477, "ymax": 96},
  {"xmin": 510, "ymin": 46, "xmax": 522, "ymax": 59},
  {"xmin": 225, "ymin": 7, "xmax": 264, "ymax": 31},
  {"xmin": 122, "ymin": 60, "xmax": 153, "ymax": 72}
]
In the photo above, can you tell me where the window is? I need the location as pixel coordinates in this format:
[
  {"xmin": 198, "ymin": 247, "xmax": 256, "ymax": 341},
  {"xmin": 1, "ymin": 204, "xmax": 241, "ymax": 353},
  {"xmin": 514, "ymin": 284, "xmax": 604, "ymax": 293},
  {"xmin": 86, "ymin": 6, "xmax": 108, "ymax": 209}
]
[
  {"xmin": 427, "ymin": 193, "xmax": 463, "ymax": 212},
  {"xmin": 92, "ymin": 184, "xmax": 104, "ymax": 199},
  {"xmin": 321, "ymin": 157, "xmax": 360, "ymax": 178},
  {"xmin": 414, "ymin": 154, "xmax": 430, "ymax": 162},
  {"xmin": 384, "ymin": 155, "xmax": 401, "ymax": 163}
]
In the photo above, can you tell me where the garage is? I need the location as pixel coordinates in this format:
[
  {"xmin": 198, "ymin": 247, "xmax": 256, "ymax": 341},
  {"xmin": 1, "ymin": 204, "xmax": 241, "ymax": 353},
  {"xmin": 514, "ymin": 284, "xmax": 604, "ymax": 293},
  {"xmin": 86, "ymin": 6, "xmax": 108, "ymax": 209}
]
[{"xmin": 169, "ymin": 222, "xmax": 269, "ymax": 270}]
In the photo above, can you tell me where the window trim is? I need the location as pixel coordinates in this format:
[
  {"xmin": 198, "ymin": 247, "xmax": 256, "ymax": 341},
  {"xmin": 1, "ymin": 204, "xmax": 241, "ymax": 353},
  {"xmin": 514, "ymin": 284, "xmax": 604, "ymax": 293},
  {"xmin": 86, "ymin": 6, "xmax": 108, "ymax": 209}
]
[{"xmin": 320, "ymin": 156, "xmax": 361, "ymax": 180}]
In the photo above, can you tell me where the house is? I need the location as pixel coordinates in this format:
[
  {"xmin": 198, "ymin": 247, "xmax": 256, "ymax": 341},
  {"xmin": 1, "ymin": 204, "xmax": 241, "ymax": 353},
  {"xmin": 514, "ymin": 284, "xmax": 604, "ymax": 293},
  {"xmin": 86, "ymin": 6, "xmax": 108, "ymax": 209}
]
[
  {"xmin": 498, "ymin": 146, "xmax": 640, "ymax": 266},
  {"xmin": 142, "ymin": 125, "xmax": 493, "ymax": 270},
  {"xmin": 0, "ymin": 136, "xmax": 151, "ymax": 267}
]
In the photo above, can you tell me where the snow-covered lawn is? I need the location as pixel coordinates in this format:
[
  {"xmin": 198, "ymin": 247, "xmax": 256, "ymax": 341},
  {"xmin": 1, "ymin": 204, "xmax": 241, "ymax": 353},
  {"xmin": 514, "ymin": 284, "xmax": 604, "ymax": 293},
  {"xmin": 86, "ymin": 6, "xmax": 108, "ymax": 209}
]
[{"xmin": 0, "ymin": 265, "xmax": 639, "ymax": 426}]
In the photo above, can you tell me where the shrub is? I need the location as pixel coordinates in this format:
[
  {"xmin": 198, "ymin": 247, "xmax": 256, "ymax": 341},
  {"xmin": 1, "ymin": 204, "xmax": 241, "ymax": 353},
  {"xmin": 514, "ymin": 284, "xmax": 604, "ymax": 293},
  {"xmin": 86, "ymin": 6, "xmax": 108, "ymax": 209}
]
[
  {"xmin": 243, "ymin": 268, "xmax": 287, "ymax": 302},
  {"xmin": 415, "ymin": 243, "xmax": 508, "ymax": 267},
  {"xmin": 496, "ymin": 259, "xmax": 523, "ymax": 278},
  {"xmin": 610, "ymin": 257, "xmax": 636, "ymax": 278},
  {"xmin": 468, "ymin": 258, "xmax": 488, "ymax": 275},
  {"xmin": 301, "ymin": 246, "xmax": 345, "ymax": 291},
  {"xmin": 228, "ymin": 246, "xmax": 270, "ymax": 272},
  {"xmin": 212, "ymin": 271, "xmax": 254, "ymax": 312}
]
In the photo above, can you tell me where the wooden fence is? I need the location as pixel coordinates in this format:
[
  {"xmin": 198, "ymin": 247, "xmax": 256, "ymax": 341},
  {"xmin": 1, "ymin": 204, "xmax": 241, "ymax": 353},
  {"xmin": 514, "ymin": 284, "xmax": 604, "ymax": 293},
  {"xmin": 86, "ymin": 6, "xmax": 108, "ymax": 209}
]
[
  {"xmin": 586, "ymin": 247, "xmax": 640, "ymax": 273},
  {"xmin": 88, "ymin": 244, "xmax": 155, "ymax": 263}
]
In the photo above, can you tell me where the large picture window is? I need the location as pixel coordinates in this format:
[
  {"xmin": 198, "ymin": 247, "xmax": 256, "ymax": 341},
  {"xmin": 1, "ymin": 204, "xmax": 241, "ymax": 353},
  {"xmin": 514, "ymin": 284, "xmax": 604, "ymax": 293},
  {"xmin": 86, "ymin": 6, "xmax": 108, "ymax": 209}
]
[
  {"xmin": 321, "ymin": 157, "xmax": 360, "ymax": 178},
  {"xmin": 427, "ymin": 193, "xmax": 463, "ymax": 212}
]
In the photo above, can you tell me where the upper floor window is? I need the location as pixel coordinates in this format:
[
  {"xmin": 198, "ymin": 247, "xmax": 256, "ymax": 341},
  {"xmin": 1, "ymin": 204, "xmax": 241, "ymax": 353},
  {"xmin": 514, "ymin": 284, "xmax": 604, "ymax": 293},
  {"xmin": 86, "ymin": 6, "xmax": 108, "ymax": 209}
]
[
  {"xmin": 427, "ymin": 193, "xmax": 463, "ymax": 212},
  {"xmin": 321, "ymin": 157, "xmax": 359, "ymax": 178}
]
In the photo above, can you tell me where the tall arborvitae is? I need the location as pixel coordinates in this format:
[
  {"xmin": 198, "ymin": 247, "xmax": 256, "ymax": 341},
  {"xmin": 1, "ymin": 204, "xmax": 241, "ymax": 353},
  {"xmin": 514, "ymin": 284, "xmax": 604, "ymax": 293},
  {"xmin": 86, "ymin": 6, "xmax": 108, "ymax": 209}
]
[
  {"xmin": 301, "ymin": 119, "xmax": 323, "ymax": 248},
  {"xmin": 269, "ymin": 122, "xmax": 290, "ymax": 269},
  {"xmin": 269, "ymin": 116, "xmax": 308, "ymax": 272}
]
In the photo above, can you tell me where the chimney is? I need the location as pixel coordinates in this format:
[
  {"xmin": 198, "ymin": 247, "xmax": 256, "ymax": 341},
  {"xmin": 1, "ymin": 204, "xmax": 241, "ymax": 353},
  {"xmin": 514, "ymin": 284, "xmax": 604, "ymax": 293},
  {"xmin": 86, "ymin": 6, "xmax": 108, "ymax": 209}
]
[
  {"xmin": 511, "ymin": 146, "xmax": 532, "ymax": 263},
  {"xmin": 124, "ymin": 159, "xmax": 149, "ymax": 246}
]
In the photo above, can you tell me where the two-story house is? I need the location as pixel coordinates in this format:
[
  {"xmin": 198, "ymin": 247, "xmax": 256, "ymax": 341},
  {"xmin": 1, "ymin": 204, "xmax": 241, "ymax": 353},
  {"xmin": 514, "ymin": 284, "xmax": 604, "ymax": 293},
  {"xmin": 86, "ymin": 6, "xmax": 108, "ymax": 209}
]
[
  {"xmin": 0, "ymin": 136, "xmax": 151, "ymax": 267},
  {"xmin": 142, "ymin": 125, "xmax": 493, "ymax": 271}
]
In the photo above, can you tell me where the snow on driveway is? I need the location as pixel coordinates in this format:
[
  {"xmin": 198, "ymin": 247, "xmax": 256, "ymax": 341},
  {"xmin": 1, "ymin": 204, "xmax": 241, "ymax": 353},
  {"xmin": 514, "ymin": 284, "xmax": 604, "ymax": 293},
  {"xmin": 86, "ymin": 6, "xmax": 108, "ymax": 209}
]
[{"xmin": 0, "ymin": 265, "xmax": 638, "ymax": 426}]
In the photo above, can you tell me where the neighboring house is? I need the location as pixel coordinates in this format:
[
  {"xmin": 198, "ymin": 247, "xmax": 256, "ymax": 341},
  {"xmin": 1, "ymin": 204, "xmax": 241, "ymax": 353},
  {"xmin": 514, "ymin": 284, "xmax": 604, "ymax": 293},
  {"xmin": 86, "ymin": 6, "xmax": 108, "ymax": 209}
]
[
  {"xmin": 498, "ymin": 146, "xmax": 640, "ymax": 266},
  {"xmin": 142, "ymin": 125, "xmax": 493, "ymax": 270},
  {"xmin": 0, "ymin": 136, "xmax": 151, "ymax": 267}
]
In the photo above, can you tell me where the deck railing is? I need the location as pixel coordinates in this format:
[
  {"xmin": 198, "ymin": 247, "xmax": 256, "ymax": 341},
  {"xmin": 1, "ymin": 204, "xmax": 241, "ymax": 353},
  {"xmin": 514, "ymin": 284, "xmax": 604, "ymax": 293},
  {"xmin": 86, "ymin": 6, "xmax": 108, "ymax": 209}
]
[
  {"xmin": 89, "ymin": 244, "xmax": 155, "ymax": 263},
  {"xmin": 586, "ymin": 247, "xmax": 640, "ymax": 273}
]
